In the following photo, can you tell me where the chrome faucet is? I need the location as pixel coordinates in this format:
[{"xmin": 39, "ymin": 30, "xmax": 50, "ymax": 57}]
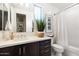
[{"xmin": 10, "ymin": 32, "xmax": 15, "ymax": 40}]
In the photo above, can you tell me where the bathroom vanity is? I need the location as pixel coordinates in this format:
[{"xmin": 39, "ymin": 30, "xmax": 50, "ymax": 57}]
[
  {"xmin": 0, "ymin": 36, "xmax": 51, "ymax": 56},
  {"xmin": 0, "ymin": 4, "xmax": 52, "ymax": 56}
]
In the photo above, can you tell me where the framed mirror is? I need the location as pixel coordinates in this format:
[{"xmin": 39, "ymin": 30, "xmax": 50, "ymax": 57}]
[
  {"xmin": 0, "ymin": 3, "xmax": 9, "ymax": 40},
  {"xmin": 45, "ymin": 15, "xmax": 53, "ymax": 33},
  {"xmin": 16, "ymin": 13, "xmax": 26, "ymax": 32},
  {"xmin": 0, "ymin": 10, "xmax": 2, "ymax": 31},
  {"xmin": 0, "ymin": 3, "xmax": 9, "ymax": 31}
]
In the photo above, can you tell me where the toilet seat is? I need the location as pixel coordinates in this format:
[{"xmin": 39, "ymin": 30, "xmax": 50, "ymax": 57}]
[{"xmin": 52, "ymin": 44, "xmax": 64, "ymax": 52}]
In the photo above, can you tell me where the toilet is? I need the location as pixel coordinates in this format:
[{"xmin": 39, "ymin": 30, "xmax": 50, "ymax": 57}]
[{"xmin": 52, "ymin": 44, "xmax": 64, "ymax": 56}]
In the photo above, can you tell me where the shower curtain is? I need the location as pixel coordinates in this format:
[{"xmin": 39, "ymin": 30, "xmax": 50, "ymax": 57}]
[
  {"xmin": 55, "ymin": 11, "xmax": 68, "ymax": 48},
  {"xmin": 55, "ymin": 4, "xmax": 79, "ymax": 55}
]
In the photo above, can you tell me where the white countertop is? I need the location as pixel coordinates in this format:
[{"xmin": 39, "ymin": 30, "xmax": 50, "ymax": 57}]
[{"xmin": 0, "ymin": 36, "xmax": 51, "ymax": 48}]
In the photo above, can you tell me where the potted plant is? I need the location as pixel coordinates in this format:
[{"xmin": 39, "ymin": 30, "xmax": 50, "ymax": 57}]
[{"xmin": 36, "ymin": 19, "xmax": 46, "ymax": 37}]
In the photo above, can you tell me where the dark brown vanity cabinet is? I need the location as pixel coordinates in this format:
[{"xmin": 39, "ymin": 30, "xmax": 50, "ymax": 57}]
[
  {"xmin": 0, "ymin": 45, "xmax": 21, "ymax": 56},
  {"xmin": 22, "ymin": 39, "xmax": 51, "ymax": 56},
  {"xmin": 0, "ymin": 39, "xmax": 51, "ymax": 56}
]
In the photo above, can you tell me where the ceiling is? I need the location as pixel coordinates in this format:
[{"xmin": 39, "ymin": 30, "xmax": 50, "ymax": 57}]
[{"xmin": 51, "ymin": 3, "xmax": 73, "ymax": 10}]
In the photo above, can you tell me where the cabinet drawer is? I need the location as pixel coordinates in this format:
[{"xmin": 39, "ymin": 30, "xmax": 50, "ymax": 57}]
[
  {"xmin": 40, "ymin": 52, "xmax": 51, "ymax": 56},
  {"xmin": 39, "ymin": 45, "xmax": 51, "ymax": 49},
  {"xmin": 39, "ymin": 48, "xmax": 51, "ymax": 56},
  {"xmin": 39, "ymin": 40, "xmax": 51, "ymax": 46}
]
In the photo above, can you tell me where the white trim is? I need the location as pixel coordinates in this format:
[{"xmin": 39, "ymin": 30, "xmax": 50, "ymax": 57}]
[{"xmin": 54, "ymin": 3, "xmax": 79, "ymax": 15}]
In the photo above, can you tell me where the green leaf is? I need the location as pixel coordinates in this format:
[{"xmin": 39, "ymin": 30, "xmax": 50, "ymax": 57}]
[{"xmin": 36, "ymin": 19, "xmax": 46, "ymax": 31}]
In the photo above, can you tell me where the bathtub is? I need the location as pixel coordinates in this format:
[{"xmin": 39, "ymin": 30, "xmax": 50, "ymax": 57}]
[{"xmin": 64, "ymin": 45, "xmax": 79, "ymax": 56}]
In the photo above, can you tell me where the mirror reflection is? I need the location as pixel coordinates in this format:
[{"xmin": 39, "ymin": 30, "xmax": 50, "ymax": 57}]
[
  {"xmin": 0, "ymin": 4, "xmax": 8, "ymax": 31},
  {"xmin": 0, "ymin": 10, "xmax": 2, "ymax": 30},
  {"xmin": 3, "ymin": 11, "xmax": 8, "ymax": 31}
]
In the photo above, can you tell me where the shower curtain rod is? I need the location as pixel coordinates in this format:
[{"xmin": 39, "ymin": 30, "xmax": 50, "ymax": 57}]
[{"xmin": 54, "ymin": 3, "xmax": 79, "ymax": 16}]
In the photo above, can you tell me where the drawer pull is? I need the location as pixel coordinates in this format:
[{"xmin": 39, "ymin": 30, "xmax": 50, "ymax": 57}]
[
  {"xmin": 44, "ymin": 49, "xmax": 50, "ymax": 53},
  {"xmin": 44, "ymin": 45, "xmax": 50, "ymax": 48},
  {"xmin": 40, "ymin": 49, "xmax": 50, "ymax": 54},
  {"xmin": 40, "ymin": 45, "xmax": 50, "ymax": 49}
]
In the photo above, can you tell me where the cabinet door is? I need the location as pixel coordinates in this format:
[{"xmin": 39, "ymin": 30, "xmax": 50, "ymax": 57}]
[
  {"xmin": 0, "ymin": 45, "xmax": 21, "ymax": 56},
  {"xmin": 22, "ymin": 42, "xmax": 39, "ymax": 56}
]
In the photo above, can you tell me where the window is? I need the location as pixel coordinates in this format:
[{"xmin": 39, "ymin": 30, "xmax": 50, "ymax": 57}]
[{"xmin": 34, "ymin": 5, "xmax": 43, "ymax": 20}]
